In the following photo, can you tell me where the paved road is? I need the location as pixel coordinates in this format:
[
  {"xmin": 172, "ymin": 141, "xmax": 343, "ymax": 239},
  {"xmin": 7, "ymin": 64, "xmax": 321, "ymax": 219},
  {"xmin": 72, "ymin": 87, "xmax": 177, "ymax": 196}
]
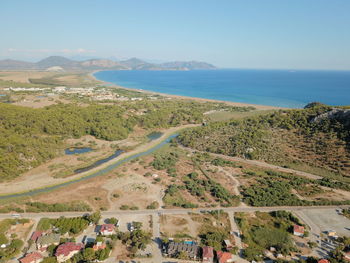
[{"xmin": 1, "ymin": 205, "xmax": 348, "ymax": 220}]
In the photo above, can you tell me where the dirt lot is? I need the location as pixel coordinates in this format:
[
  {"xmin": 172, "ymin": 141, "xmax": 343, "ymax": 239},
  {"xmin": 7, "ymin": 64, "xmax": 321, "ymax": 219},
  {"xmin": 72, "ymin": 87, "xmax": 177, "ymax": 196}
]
[
  {"xmin": 160, "ymin": 214, "xmax": 202, "ymax": 238},
  {"xmin": 302, "ymin": 208, "xmax": 350, "ymax": 237}
]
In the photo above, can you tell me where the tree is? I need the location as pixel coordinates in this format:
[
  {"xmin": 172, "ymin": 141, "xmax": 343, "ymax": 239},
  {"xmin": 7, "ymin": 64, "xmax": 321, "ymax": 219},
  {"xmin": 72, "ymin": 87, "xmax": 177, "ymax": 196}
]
[
  {"xmin": 108, "ymin": 217, "xmax": 118, "ymax": 225},
  {"xmin": 86, "ymin": 211, "xmax": 101, "ymax": 224},
  {"xmin": 83, "ymin": 248, "xmax": 95, "ymax": 261}
]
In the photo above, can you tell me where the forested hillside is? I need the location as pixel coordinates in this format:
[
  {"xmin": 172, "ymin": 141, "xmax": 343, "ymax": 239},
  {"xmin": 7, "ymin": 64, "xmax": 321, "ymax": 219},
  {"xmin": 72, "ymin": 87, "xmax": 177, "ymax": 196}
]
[
  {"xmin": 0, "ymin": 100, "xmax": 248, "ymax": 181},
  {"xmin": 179, "ymin": 103, "xmax": 350, "ymax": 178}
]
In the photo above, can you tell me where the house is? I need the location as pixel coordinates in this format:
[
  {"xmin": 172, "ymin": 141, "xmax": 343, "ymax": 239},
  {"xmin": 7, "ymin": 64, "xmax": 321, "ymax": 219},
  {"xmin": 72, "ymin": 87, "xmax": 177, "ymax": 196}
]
[
  {"xmin": 93, "ymin": 241, "xmax": 107, "ymax": 251},
  {"xmin": 37, "ymin": 233, "xmax": 60, "ymax": 249},
  {"xmin": 166, "ymin": 241, "xmax": 200, "ymax": 260},
  {"xmin": 19, "ymin": 252, "xmax": 43, "ymax": 263},
  {"xmin": 55, "ymin": 242, "xmax": 84, "ymax": 263},
  {"xmin": 100, "ymin": 224, "xmax": 115, "ymax": 235},
  {"xmin": 326, "ymin": 230, "xmax": 337, "ymax": 237},
  {"xmin": 318, "ymin": 259, "xmax": 330, "ymax": 263},
  {"xmin": 224, "ymin": 239, "xmax": 233, "ymax": 250},
  {"xmin": 30, "ymin": 231, "xmax": 43, "ymax": 242},
  {"xmin": 293, "ymin": 225, "xmax": 305, "ymax": 236},
  {"xmin": 202, "ymin": 246, "xmax": 214, "ymax": 263},
  {"xmin": 217, "ymin": 251, "xmax": 234, "ymax": 263}
]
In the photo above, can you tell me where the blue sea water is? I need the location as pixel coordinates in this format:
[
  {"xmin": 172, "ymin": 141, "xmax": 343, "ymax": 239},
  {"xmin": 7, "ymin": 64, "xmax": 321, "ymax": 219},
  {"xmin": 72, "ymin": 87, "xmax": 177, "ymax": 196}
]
[{"xmin": 94, "ymin": 69, "xmax": 350, "ymax": 108}]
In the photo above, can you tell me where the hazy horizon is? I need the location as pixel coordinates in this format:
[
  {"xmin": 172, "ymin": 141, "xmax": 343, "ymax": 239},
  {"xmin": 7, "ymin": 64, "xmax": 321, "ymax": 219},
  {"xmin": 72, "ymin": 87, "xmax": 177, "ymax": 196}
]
[{"xmin": 1, "ymin": 0, "xmax": 350, "ymax": 70}]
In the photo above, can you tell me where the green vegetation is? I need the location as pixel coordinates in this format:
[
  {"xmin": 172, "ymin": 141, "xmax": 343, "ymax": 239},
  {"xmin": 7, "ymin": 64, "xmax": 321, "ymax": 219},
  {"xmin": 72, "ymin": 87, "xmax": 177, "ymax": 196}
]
[
  {"xmin": 235, "ymin": 211, "xmax": 299, "ymax": 261},
  {"xmin": 37, "ymin": 216, "xmax": 89, "ymax": 234},
  {"xmin": 183, "ymin": 172, "xmax": 239, "ymax": 206},
  {"xmin": 241, "ymin": 169, "xmax": 350, "ymax": 206},
  {"xmin": 116, "ymin": 223, "xmax": 152, "ymax": 256},
  {"xmin": 163, "ymin": 184, "xmax": 198, "ymax": 208},
  {"xmin": 0, "ymin": 219, "xmax": 27, "ymax": 262},
  {"xmin": 179, "ymin": 103, "xmax": 350, "ymax": 179},
  {"xmin": 0, "ymin": 97, "xmax": 252, "ymax": 181},
  {"xmin": 25, "ymin": 201, "xmax": 91, "ymax": 212},
  {"xmin": 151, "ymin": 151, "xmax": 178, "ymax": 170}
]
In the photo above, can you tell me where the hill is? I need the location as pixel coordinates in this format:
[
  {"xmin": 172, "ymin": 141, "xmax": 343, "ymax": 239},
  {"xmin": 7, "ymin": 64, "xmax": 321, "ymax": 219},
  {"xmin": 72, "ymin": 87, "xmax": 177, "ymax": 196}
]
[
  {"xmin": 179, "ymin": 103, "xmax": 350, "ymax": 179},
  {"xmin": 0, "ymin": 56, "xmax": 217, "ymax": 71}
]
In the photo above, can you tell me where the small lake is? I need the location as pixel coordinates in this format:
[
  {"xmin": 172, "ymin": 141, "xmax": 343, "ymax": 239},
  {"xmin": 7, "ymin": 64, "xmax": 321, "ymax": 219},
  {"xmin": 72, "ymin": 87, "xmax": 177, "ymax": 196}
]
[
  {"xmin": 74, "ymin": 149, "xmax": 124, "ymax": 174},
  {"xmin": 65, "ymin": 147, "xmax": 93, "ymax": 155},
  {"xmin": 147, "ymin": 131, "xmax": 163, "ymax": 141}
]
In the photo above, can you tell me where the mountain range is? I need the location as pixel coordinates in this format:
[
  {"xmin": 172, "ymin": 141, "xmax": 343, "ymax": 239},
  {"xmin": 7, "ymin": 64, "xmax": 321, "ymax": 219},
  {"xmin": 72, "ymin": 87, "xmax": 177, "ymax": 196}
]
[{"xmin": 0, "ymin": 56, "xmax": 216, "ymax": 71}]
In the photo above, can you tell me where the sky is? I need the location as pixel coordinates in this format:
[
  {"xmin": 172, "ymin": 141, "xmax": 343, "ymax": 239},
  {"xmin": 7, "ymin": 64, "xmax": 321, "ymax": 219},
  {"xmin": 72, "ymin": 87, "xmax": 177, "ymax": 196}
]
[{"xmin": 1, "ymin": 0, "xmax": 350, "ymax": 70}]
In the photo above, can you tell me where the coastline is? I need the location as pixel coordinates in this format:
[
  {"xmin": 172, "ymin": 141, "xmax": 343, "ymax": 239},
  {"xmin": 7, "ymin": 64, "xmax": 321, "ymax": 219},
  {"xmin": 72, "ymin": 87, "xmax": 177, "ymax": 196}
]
[{"xmin": 90, "ymin": 70, "xmax": 285, "ymax": 110}]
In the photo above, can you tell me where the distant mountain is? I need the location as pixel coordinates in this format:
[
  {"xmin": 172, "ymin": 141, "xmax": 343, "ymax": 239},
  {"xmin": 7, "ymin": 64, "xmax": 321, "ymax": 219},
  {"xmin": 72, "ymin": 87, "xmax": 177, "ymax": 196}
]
[
  {"xmin": 80, "ymin": 59, "xmax": 127, "ymax": 70},
  {"xmin": 0, "ymin": 56, "xmax": 217, "ymax": 71},
  {"xmin": 0, "ymin": 59, "xmax": 35, "ymax": 70},
  {"xmin": 35, "ymin": 56, "xmax": 79, "ymax": 69},
  {"xmin": 160, "ymin": 61, "xmax": 216, "ymax": 70}
]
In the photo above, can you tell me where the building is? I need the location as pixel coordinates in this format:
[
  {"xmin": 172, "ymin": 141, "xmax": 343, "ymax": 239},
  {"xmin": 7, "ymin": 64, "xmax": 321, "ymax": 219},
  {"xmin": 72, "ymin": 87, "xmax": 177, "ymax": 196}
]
[
  {"xmin": 224, "ymin": 239, "xmax": 233, "ymax": 250},
  {"xmin": 93, "ymin": 241, "xmax": 107, "ymax": 251},
  {"xmin": 37, "ymin": 233, "xmax": 60, "ymax": 249},
  {"xmin": 217, "ymin": 251, "xmax": 234, "ymax": 263},
  {"xmin": 100, "ymin": 224, "xmax": 115, "ymax": 235},
  {"xmin": 202, "ymin": 246, "xmax": 214, "ymax": 263},
  {"xmin": 166, "ymin": 241, "xmax": 200, "ymax": 260},
  {"xmin": 30, "ymin": 231, "xmax": 43, "ymax": 242},
  {"xmin": 55, "ymin": 242, "xmax": 84, "ymax": 263},
  {"xmin": 293, "ymin": 225, "xmax": 305, "ymax": 236},
  {"xmin": 19, "ymin": 252, "xmax": 43, "ymax": 263},
  {"xmin": 318, "ymin": 259, "xmax": 330, "ymax": 263},
  {"xmin": 326, "ymin": 230, "xmax": 337, "ymax": 237}
]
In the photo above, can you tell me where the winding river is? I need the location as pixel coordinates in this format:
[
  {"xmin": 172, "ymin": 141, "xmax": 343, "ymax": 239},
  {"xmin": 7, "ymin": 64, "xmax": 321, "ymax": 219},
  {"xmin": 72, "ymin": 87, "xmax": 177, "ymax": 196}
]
[{"xmin": 0, "ymin": 133, "xmax": 178, "ymax": 200}]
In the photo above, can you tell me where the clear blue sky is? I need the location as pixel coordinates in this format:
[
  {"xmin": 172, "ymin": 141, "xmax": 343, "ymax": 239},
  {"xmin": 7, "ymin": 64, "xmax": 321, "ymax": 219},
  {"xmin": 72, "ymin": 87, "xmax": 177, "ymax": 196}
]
[{"xmin": 1, "ymin": 0, "xmax": 350, "ymax": 70}]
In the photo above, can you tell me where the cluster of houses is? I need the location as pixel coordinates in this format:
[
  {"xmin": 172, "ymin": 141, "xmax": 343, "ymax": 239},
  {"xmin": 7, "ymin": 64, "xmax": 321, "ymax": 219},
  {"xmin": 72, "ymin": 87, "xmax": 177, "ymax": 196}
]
[
  {"xmin": 163, "ymin": 241, "xmax": 235, "ymax": 263},
  {"xmin": 18, "ymin": 222, "xmax": 117, "ymax": 263}
]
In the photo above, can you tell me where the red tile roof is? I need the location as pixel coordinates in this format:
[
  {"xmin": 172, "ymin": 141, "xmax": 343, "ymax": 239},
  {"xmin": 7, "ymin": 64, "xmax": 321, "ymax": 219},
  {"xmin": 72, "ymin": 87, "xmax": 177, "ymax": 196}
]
[
  {"xmin": 55, "ymin": 242, "xmax": 84, "ymax": 256},
  {"xmin": 318, "ymin": 259, "xmax": 329, "ymax": 263},
  {"xmin": 217, "ymin": 251, "xmax": 233, "ymax": 263},
  {"xmin": 20, "ymin": 252, "xmax": 43, "ymax": 263},
  {"xmin": 202, "ymin": 246, "xmax": 214, "ymax": 258},
  {"xmin": 93, "ymin": 243, "xmax": 107, "ymax": 251},
  {"xmin": 30, "ymin": 231, "xmax": 43, "ymax": 242},
  {"xmin": 293, "ymin": 224, "xmax": 305, "ymax": 234},
  {"xmin": 100, "ymin": 224, "xmax": 115, "ymax": 232}
]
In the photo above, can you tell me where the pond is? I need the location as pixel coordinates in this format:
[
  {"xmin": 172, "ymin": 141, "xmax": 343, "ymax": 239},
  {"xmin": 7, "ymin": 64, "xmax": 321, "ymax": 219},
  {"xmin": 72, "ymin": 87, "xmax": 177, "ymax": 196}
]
[
  {"xmin": 147, "ymin": 131, "xmax": 163, "ymax": 141},
  {"xmin": 65, "ymin": 147, "xmax": 93, "ymax": 155}
]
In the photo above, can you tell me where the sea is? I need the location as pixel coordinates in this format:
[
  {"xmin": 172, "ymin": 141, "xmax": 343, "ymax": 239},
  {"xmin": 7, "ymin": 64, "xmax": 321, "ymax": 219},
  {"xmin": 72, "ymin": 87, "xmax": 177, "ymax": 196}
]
[{"xmin": 94, "ymin": 69, "xmax": 350, "ymax": 108}]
